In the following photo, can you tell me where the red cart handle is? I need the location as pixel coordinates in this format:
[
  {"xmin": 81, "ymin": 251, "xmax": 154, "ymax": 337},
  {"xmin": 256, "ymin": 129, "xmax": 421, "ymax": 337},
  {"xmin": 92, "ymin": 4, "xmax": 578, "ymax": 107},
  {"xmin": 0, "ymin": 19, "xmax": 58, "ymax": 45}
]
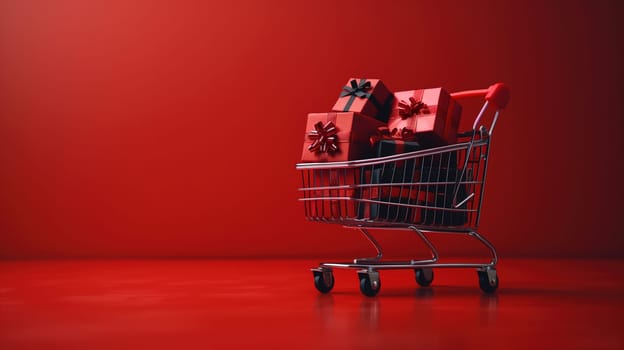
[{"xmin": 451, "ymin": 83, "xmax": 510, "ymax": 110}]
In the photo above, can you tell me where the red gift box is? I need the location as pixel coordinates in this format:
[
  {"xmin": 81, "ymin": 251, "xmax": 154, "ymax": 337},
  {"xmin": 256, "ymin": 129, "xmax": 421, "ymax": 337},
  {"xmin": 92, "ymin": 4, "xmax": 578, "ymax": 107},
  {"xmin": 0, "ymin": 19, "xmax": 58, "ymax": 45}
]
[
  {"xmin": 301, "ymin": 112, "xmax": 386, "ymax": 163},
  {"xmin": 331, "ymin": 78, "xmax": 393, "ymax": 122},
  {"xmin": 305, "ymin": 168, "xmax": 360, "ymax": 220},
  {"xmin": 388, "ymin": 88, "xmax": 462, "ymax": 147}
]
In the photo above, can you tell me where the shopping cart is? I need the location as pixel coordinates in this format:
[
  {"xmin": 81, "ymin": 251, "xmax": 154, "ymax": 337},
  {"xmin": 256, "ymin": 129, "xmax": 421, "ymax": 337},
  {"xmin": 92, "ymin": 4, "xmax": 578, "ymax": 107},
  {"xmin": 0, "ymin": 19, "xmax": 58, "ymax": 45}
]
[{"xmin": 296, "ymin": 83, "xmax": 510, "ymax": 296}]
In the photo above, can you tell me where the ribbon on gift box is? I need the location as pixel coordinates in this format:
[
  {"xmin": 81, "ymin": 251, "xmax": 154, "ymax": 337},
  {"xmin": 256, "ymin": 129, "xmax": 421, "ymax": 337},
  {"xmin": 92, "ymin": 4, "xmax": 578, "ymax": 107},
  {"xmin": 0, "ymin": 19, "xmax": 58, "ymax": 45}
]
[
  {"xmin": 339, "ymin": 78, "xmax": 383, "ymax": 112},
  {"xmin": 398, "ymin": 96, "xmax": 430, "ymax": 119},
  {"xmin": 368, "ymin": 126, "xmax": 393, "ymax": 146},
  {"xmin": 369, "ymin": 126, "xmax": 417, "ymax": 146},
  {"xmin": 391, "ymin": 90, "xmax": 446, "ymax": 141},
  {"xmin": 308, "ymin": 120, "xmax": 339, "ymax": 153},
  {"xmin": 392, "ymin": 127, "xmax": 417, "ymax": 141}
]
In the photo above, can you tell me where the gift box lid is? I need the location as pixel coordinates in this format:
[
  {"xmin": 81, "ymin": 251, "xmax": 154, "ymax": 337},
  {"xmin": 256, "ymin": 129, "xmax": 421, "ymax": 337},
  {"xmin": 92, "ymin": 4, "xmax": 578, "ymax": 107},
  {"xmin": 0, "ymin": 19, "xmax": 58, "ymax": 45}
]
[{"xmin": 331, "ymin": 78, "xmax": 393, "ymax": 122}]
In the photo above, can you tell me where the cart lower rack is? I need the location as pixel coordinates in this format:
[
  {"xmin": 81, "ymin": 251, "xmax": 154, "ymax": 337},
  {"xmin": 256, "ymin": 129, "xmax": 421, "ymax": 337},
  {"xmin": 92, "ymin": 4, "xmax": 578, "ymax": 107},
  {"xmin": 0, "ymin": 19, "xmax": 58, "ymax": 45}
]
[{"xmin": 296, "ymin": 83, "xmax": 510, "ymax": 296}]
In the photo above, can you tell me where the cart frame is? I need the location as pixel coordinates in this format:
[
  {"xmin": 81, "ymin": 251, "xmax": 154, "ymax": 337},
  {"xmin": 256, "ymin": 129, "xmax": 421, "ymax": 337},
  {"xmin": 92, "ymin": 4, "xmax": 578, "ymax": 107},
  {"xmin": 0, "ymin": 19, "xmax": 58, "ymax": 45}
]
[{"xmin": 296, "ymin": 84, "xmax": 509, "ymax": 296}]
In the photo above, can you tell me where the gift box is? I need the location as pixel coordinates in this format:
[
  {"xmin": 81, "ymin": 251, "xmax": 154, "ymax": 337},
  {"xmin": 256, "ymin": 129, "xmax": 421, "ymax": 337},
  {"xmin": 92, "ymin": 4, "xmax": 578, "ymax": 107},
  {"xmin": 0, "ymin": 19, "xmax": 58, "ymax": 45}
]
[
  {"xmin": 388, "ymin": 88, "xmax": 462, "ymax": 147},
  {"xmin": 358, "ymin": 149, "xmax": 470, "ymax": 225},
  {"xmin": 367, "ymin": 125, "xmax": 423, "ymax": 166},
  {"xmin": 443, "ymin": 98, "xmax": 462, "ymax": 144},
  {"xmin": 357, "ymin": 169, "xmax": 426, "ymax": 223},
  {"xmin": 301, "ymin": 112, "xmax": 386, "ymax": 163},
  {"xmin": 375, "ymin": 138, "xmax": 423, "ymax": 170},
  {"xmin": 305, "ymin": 168, "xmax": 361, "ymax": 220},
  {"xmin": 376, "ymin": 138, "xmax": 423, "ymax": 158},
  {"xmin": 332, "ymin": 78, "xmax": 393, "ymax": 123},
  {"xmin": 354, "ymin": 137, "xmax": 425, "ymax": 223}
]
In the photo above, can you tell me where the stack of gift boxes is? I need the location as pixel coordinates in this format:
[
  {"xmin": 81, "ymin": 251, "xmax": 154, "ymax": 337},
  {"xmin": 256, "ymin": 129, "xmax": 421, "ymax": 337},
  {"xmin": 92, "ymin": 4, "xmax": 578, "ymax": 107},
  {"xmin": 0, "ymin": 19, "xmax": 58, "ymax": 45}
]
[{"xmin": 301, "ymin": 78, "xmax": 466, "ymax": 225}]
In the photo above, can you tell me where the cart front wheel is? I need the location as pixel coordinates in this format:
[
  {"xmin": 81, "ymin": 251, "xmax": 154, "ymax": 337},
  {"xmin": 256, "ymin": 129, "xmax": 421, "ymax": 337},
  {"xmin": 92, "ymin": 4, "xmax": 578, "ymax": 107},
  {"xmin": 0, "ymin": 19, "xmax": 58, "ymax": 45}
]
[
  {"xmin": 358, "ymin": 271, "xmax": 381, "ymax": 297},
  {"xmin": 313, "ymin": 269, "xmax": 334, "ymax": 294},
  {"xmin": 477, "ymin": 269, "xmax": 499, "ymax": 293},
  {"xmin": 414, "ymin": 268, "xmax": 434, "ymax": 287}
]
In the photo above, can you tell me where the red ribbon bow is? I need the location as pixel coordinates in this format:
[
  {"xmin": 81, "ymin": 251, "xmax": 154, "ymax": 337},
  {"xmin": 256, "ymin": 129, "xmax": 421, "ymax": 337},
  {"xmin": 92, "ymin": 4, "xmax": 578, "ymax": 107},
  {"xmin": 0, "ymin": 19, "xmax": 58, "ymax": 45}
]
[
  {"xmin": 398, "ymin": 97, "xmax": 429, "ymax": 119},
  {"xmin": 369, "ymin": 126, "xmax": 417, "ymax": 146},
  {"xmin": 369, "ymin": 126, "xmax": 393, "ymax": 146},
  {"xmin": 391, "ymin": 127, "xmax": 416, "ymax": 141},
  {"xmin": 308, "ymin": 121, "xmax": 339, "ymax": 153}
]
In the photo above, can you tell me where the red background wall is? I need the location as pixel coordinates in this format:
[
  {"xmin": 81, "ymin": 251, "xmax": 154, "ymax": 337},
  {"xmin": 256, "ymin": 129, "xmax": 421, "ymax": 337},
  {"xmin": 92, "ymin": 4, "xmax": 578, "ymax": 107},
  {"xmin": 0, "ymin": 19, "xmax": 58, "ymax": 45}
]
[{"xmin": 0, "ymin": 0, "xmax": 622, "ymax": 259}]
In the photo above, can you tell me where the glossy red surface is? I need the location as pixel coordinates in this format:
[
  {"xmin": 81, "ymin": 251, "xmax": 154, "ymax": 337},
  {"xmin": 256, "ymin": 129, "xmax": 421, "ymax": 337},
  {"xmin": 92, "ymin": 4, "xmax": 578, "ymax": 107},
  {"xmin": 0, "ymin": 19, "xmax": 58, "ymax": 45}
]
[{"xmin": 1, "ymin": 259, "xmax": 622, "ymax": 349}]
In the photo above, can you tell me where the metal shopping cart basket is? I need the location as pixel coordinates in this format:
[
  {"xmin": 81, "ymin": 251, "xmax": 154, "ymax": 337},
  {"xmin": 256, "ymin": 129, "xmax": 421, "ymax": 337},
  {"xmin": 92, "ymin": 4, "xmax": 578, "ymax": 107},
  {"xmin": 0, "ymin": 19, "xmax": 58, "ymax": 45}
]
[{"xmin": 296, "ymin": 83, "xmax": 510, "ymax": 296}]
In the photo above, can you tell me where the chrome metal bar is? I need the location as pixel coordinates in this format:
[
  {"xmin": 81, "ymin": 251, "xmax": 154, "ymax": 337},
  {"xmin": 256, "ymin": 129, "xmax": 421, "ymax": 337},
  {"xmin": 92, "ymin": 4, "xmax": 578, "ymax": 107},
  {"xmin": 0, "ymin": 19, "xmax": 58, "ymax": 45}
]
[
  {"xmin": 472, "ymin": 100, "xmax": 490, "ymax": 131},
  {"xmin": 342, "ymin": 226, "xmax": 470, "ymax": 233},
  {"xmin": 409, "ymin": 226, "xmax": 439, "ymax": 264},
  {"xmin": 489, "ymin": 110, "xmax": 500, "ymax": 136},
  {"xmin": 354, "ymin": 180, "xmax": 482, "ymax": 187},
  {"xmin": 475, "ymin": 125, "xmax": 495, "ymax": 226},
  {"xmin": 299, "ymin": 197, "xmax": 478, "ymax": 213},
  {"xmin": 468, "ymin": 231, "xmax": 498, "ymax": 266},
  {"xmin": 320, "ymin": 262, "xmax": 493, "ymax": 270},
  {"xmin": 298, "ymin": 180, "xmax": 484, "ymax": 193},
  {"xmin": 452, "ymin": 101, "xmax": 490, "ymax": 205},
  {"xmin": 454, "ymin": 192, "xmax": 475, "ymax": 208},
  {"xmin": 353, "ymin": 228, "xmax": 383, "ymax": 263},
  {"xmin": 295, "ymin": 140, "xmax": 488, "ymax": 170},
  {"xmin": 318, "ymin": 229, "xmax": 496, "ymax": 270}
]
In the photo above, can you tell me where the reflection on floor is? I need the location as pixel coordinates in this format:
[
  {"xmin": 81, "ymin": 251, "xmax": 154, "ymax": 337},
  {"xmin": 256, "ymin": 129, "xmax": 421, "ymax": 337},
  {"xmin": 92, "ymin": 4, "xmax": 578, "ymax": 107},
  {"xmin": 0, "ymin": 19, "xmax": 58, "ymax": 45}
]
[{"xmin": 0, "ymin": 259, "xmax": 622, "ymax": 349}]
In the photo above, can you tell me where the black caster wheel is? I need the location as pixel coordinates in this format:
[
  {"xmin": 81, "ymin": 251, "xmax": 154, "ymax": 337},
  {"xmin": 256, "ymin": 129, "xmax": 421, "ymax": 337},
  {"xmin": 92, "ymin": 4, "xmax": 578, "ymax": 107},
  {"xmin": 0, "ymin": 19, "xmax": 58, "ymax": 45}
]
[
  {"xmin": 477, "ymin": 269, "xmax": 499, "ymax": 294},
  {"xmin": 313, "ymin": 269, "xmax": 334, "ymax": 294},
  {"xmin": 414, "ymin": 268, "xmax": 434, "ymax": 287},
  {"xmin": 358, "ymin": 271, "xmax": 381, "ymax": 297}
]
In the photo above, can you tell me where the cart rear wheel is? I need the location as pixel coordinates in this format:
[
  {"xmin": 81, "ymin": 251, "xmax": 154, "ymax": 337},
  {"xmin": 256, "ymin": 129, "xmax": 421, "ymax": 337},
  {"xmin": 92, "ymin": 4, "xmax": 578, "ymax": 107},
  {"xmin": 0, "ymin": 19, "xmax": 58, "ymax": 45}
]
[
  {"xmin": 477, "ymin": 269, "xmax": 499, "ymax": 293},
  {"xmin": 358, "ymin": 272, "xmax": 381, "ymax": 297},
  {"xmin": 414, "ymin": 268, "xmax": 434, "ymax": 287},
  {"xmin": 313, "ymin": 270, "xmax": 334, "ymax": 294}
]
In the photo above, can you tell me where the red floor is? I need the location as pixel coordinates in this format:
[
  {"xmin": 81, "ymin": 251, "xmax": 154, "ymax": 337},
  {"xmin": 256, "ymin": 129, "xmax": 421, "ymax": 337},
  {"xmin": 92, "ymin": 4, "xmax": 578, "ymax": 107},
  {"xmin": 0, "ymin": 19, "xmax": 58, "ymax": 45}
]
[{"xmin": 0, "ymin": 259, "xmax": 622, "ymax": 349}]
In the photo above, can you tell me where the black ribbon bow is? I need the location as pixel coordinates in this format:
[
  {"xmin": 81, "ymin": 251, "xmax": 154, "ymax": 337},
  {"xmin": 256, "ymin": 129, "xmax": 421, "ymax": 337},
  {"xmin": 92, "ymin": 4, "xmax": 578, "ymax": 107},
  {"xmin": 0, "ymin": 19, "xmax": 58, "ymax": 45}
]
[
  {"xmin": 340, "ymin": 79, "xmax": 372, "ymax": 98},
  {"xmin": 339, "ymin": 79, "xmax": 373, "ymax": 111}
]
